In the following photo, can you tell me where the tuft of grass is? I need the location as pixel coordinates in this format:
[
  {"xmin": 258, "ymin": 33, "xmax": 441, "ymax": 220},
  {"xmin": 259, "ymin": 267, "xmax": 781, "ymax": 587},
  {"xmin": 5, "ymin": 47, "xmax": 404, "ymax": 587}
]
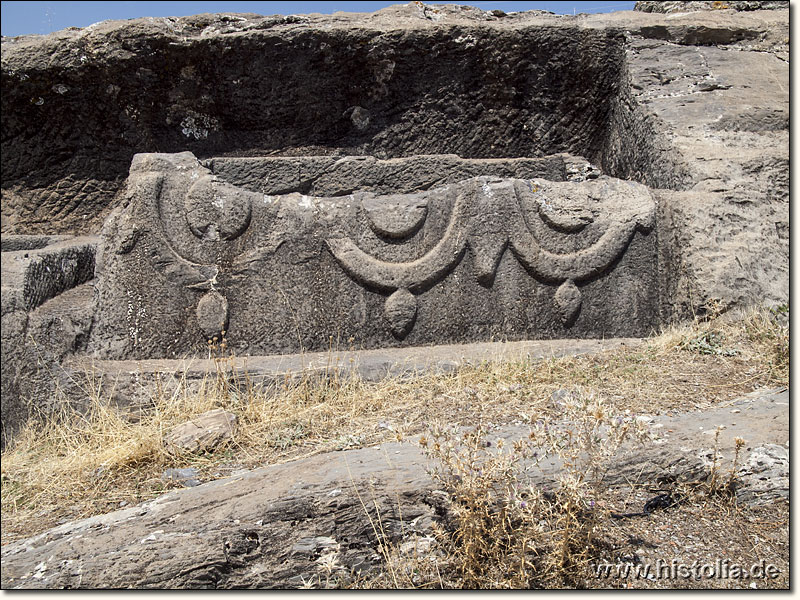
[{"xmin": 741, "ymin": 304, "xmax": 789, "ymax": 385}]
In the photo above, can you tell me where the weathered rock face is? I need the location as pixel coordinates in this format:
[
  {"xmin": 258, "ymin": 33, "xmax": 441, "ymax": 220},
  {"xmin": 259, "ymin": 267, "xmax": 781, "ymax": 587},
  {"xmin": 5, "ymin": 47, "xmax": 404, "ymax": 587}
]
[
  {"xmin": 635, "ymin": 1, "xmax": 788, "ymax": 13},
  {"xmin": 1, "ymin": 236, "xmax": 97, "ymax": 447},
  {"xmin": 89, "ymin": 152, "xmax": 657, "ymax": 359},
  {"xmin": 1, "ymin": 4, "xmax": 789, "ymax": 314},
  {"xmin": 1, "ymin": 7, "xmax": 633, "ymax": 235}
]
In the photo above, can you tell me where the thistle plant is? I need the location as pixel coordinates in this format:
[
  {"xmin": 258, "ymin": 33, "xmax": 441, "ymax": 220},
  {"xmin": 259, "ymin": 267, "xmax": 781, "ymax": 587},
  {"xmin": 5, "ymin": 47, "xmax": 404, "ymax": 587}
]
[{"xmin": 419, "ymin": 389, "xmax": 655, "ymax": 588}]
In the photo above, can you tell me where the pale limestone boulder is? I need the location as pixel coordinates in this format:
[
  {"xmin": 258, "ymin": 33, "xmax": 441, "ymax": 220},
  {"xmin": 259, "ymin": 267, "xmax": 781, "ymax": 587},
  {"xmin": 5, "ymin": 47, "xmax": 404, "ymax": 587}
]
[{"xmin": 164, "ymin": 408, "xmax": 238, "ymax": 454}]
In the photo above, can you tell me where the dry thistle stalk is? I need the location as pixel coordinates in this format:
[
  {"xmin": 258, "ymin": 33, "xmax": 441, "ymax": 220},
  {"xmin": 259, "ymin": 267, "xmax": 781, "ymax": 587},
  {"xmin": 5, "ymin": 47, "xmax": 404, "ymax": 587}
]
[{"xmin": 419, "ymin": 390, "xmax": 656, "ymax": 588}]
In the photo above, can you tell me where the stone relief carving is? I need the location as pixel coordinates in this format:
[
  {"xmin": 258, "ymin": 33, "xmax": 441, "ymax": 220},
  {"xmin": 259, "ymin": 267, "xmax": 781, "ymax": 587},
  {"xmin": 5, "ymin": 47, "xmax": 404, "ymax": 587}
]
[
  {"xmin": 118, "ymin": 154, "xmax": 262, "ymax": 344},
  {"xmin": 362, "ymin": 193, "xmax": 429, "ymax": 239},
  {"xmin": 184, "ymin": 175, "xmax": 253, "ymax": 242},
  {"xmin": 96, "ymin": 153, "xmax": 656, "ymax": 356},
  {"xmin": 327, "ymin": 177, "xmax": 655, "ymax": 338}
]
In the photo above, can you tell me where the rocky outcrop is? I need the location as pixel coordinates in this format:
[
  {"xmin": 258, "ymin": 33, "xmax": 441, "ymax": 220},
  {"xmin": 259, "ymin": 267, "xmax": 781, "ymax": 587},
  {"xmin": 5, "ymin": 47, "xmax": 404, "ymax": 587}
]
[
  {"xmin": 1, "ymin": 6, "xmax": 631, "ymax": 235},
  {"xmin": 0, "ymin": 2, "xmax": 788, "ymax": 467},
  {"xmin": 1, "ymin": 236, "xmax": 97, "ymax": 447},
  {"xmin": 0, "ymin": 387, "xmax": 787, "ymax": 589},
  {"xmin": 1, "ymin": 4, "xmax": 788, "ymax": 314},
  {"xmin": 635, "ymin": 1, "xmax": 789, "ymax": 14}
]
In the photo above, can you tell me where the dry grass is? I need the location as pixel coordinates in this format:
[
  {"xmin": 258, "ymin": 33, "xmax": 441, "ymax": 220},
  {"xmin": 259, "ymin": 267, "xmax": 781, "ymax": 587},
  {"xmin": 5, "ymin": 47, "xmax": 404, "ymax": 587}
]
[
  {"xmin": 363, "ymin": 416, "xmax": 749, "ymax": 589},
  {"xmin": 405, "ymin": 395, "xmax": 655, "ymax": 589},
  {"xmin": 351, "ymin": 306, "xmax": 788, "ymax": 590},
  {"xmin": 0, "ymin": 306, "xmax": 788, "ymax": 547}
]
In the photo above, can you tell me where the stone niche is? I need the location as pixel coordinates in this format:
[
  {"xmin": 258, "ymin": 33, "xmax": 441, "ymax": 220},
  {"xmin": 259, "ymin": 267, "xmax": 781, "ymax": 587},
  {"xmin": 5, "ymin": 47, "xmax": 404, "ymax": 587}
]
[{"xmin": 90, "ymin": 151, "xmax": 658, "ymax": 359}]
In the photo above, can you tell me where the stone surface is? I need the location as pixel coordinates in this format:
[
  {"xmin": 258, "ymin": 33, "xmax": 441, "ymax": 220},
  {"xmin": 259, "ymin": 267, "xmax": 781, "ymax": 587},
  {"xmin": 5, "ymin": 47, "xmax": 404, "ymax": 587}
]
[
  {"xmin": 0, "ymin": 387, "xmax": 787, "ymax": 589},
  {"xmin": 205, "ymin": 154, "xmax": 575, "ymax": 198},
  {"xmin": 0, "ymin": 235, "xmax": 74, "ymax": 253},
  {"xmin": 1, "ymin": 286, "xmax": 95, "ymax": 448},
  {"xmin": 0, "ymin": 309, "xmax": 28, "ymax": 446},
  {"xmin": 1, "ymin": 4, "xmax": 787, "ymax": 315},
  {"xmin": 635, "ymin": 1, "xmax": 788, "ymax": 13},
  {"xmin": 63, "ymin": 337, "xmax": 642, "ymax": 420},
  {"xmin": 0, "ymin": 5, "xmax": 788, "ymax": 364},
  {"xmin": 0, "ymin": 236, "xmax": 97, "ymax": 315},
  {"xmin": 0, "ymin": 284, "xmax": 94, "ymax": 444},
  {"xmin": 164, "ymin": 409, "xmax": 238, "ymax": 454},
  {"xmin": 735, "ymin": 443, "xmax": 789, "ymax": 505},
  {"xmin": 1, "ymin": 4, "xmax": 786, "ymax": 231},
  {"xmin": 162, "ymin": 468, "xmax": 202, "ymax": 488},
  {"xmin": 1, "ymin": 6, "xmax": 632, "ymax": 235},
  {"xmin": 384, "ymin": 288, "xmax": 418, "ymax": 338},
  {"xmin": 88, "ymin": 151, "xmax": 657, "ymax": 359},
  {"xmin": 0, "ymin": 236, "xmax": 97, "ymax": 447},
  {"xmin": 621, "ymin": 35, "xmax": 789, "ymax": 314},
  {"xmin": 195, "ymin": 291, "xmax": 229, "ymax": 341}
]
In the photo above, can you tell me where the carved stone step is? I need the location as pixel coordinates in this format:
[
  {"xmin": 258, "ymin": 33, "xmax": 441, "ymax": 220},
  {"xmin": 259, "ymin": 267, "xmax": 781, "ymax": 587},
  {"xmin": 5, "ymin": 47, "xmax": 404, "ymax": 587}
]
[
  {"xmin": 0, "ymin": 235, "xmax": 98, "ymax": 315},
  {"xmin": 65, "ymin": 336, "xmax": 641, "ymax": 419}
]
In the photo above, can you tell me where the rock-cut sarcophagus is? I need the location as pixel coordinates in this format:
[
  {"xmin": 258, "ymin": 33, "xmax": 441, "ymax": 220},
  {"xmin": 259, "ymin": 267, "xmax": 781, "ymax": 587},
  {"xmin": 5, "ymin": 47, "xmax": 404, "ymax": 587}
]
[{"xmin": 91, "ymin": 151, "xmax": 658, "ymax": 359}]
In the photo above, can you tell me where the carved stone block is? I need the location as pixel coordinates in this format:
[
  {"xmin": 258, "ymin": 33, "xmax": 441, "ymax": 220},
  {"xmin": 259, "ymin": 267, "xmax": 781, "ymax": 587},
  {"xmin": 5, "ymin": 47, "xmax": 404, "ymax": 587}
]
[{"xmin": 90, "ymin": 152, "xmax": 658, "ymax": 359}]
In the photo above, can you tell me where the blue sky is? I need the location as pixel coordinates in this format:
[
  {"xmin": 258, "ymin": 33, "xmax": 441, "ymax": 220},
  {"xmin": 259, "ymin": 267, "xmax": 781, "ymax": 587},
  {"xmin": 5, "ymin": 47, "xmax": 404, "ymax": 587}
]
[{"xmin": 1, "ymin": 1, "xmax": 636, "ymax": 37}]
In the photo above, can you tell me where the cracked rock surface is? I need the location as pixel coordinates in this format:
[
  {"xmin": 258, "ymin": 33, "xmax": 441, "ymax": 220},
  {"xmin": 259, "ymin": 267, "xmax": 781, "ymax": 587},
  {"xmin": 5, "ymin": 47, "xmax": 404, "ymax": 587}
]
[{"xmin": 0, "ymin": 387, "xmax": 787, "ymax": 589}]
